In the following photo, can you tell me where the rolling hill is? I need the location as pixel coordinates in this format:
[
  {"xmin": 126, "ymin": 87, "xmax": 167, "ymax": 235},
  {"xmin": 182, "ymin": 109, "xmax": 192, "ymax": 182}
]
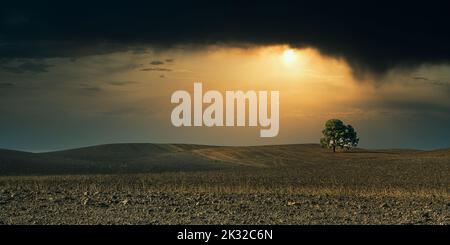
[
  {"xmin": 0, "ymin": 143, "xmax": 449, "ymax": 175},
  {"xmin": 0, "ymin": 144, "xmax": 234, "ymax": 175}
]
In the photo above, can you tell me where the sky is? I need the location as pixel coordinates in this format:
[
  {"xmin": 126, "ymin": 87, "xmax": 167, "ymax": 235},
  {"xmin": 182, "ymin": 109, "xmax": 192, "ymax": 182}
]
[{"xmin": 1, "ymin": 1, "xmax": 449, "ymax": 151}]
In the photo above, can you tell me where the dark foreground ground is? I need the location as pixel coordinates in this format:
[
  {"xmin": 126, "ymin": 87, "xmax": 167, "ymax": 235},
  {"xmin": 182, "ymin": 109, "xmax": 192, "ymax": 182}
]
[
  {"xmin": 0, "ymin": 144, "xmax": 449, "ymax": 224},
  {"xmin": 1, "ymin": 187, "xmax": 449, "ymax": 225}
]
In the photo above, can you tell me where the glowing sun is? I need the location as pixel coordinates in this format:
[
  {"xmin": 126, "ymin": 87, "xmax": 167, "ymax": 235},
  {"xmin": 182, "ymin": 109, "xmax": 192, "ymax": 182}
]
[{"xmin": 282, "ymin": 49, "xmax": 297, "ymax": 65}]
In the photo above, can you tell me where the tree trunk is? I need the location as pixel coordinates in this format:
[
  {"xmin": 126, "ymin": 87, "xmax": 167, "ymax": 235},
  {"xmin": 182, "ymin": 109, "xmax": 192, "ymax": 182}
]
[{"xmin": 333, "ymin": 145, "xmax": 336, "ymax": 153}]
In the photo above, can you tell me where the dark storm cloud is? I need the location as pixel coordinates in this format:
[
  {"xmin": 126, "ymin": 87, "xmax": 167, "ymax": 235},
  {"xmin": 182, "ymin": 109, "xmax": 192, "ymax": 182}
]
[
  {"xmin": 0, "ymin": 61, "xmax": 52, "ymax": 74},
  {"xmin": 1, "ymin": 1, "xmax": 450, "ymax": 77}
]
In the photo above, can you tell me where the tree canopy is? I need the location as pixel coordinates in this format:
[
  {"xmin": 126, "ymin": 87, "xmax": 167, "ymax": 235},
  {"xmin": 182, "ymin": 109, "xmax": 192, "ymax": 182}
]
[{"xmin": 320, "ymin": 119, "xmax": 359, "ymax": 152}]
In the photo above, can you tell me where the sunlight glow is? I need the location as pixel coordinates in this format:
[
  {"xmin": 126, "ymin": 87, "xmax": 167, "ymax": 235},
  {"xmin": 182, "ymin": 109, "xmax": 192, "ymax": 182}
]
[{"xmin": 282, "ymin": 49, "xmax": 297, "ymax": 65}]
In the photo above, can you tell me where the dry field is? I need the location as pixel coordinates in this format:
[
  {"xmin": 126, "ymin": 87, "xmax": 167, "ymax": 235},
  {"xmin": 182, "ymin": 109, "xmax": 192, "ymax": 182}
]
[{"xmin": 0, "ymin": 144, "xmax": 449, "ymax": 224}]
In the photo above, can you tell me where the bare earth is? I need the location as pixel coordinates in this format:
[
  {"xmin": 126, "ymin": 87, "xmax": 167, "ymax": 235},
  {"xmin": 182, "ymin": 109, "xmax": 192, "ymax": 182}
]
[{"xmin": 0, "ymin": 144, "xmax": 449, "ymax": 224}]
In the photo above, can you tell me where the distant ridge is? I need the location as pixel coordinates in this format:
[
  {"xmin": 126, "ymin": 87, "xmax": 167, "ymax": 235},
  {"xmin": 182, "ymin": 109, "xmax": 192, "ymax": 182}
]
[
  {"xmin": 44, "ymin": 143, "xmax": 217, "ymax": 162},
  {"xmin": 0, "ymin": 143, "xmax": 229, "ymax": 175},
  {"xmin": 0, "ymin": 143, "xmax": 449, "ymax": 175}
]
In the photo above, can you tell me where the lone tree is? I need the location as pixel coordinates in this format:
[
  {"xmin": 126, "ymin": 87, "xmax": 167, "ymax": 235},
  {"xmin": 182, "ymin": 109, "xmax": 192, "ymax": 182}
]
[{"xmin": 320, "ymin": 119, "xmax": 359, "ymax": 152}]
